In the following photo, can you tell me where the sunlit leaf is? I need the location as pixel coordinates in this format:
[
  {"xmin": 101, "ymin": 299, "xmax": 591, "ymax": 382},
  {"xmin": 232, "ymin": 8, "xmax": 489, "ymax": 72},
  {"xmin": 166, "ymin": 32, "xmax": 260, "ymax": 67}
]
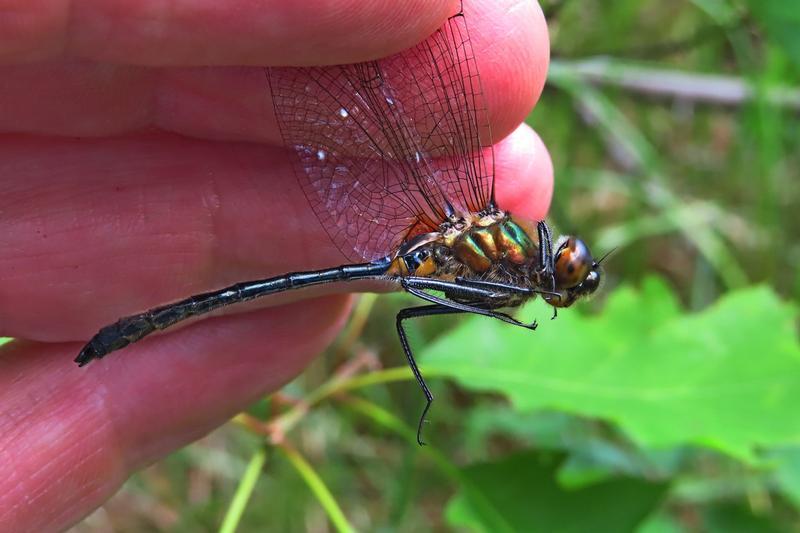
[{"xmin": 422, "ymin": 278, "xmax": 800, "ymax": 462}]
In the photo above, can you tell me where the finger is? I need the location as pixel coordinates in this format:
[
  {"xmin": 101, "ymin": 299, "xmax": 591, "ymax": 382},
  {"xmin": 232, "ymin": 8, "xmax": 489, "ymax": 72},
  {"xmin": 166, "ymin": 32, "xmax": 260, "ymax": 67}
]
[
  {"xmin": 0, "ymin": 124, "xmax": 552, "ymax": 340},
  {"xmin": 0, "ymin": 0, "xmax": 455, "ymax": 66},
  {"xmin": 495, "ymin": 123, "xmax": 553, "ymax": 223},
  {"xmin": 0, "ymin": 295, "xmax": 351, "ymax": 531},
  {"xmin": 0, "ymin": 0, "xmax": 548, "ymax": 144}
]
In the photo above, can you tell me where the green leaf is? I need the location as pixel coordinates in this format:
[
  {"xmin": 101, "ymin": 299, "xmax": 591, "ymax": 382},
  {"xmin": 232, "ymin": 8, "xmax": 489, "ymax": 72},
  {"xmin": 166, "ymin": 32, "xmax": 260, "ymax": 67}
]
[
  {"xmin": 703, "ymin": 503, "xmax": 784, "ymax": 533},
  {"xmin": 747, "ymin": 0, "xmax": 800, "ymax": 70},
  {"xmin": 766, "ymin": 446, "xmax": 800, "ymax": 508},
  {"xmin": 635, "ymin": 512, "xmax": 684, "ymax": 533},
  {"xmin": 421, "ymin": 278, "xmax": 800, "ymax": 462},
  {"xmin": 445, "ymin": 451, "xmax": 667, "ymax": 533},
  {"xmin": 462, "ymin": 407, "xmax": 685, "ymax": 487}
]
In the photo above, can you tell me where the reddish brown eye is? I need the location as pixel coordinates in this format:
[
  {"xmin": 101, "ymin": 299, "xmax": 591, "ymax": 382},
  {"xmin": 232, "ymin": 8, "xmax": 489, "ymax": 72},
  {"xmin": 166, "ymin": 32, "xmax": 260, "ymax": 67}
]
[{"xmin": 554, "ymin": 238, "xmax": 593, "ymax": 289}]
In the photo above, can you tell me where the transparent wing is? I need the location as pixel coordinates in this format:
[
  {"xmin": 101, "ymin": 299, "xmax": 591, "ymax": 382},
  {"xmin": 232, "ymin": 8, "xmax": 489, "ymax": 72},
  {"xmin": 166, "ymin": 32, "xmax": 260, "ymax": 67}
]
[{"xmin": 267, "ymin": 5, "xmax": 494, "ymax": 262}]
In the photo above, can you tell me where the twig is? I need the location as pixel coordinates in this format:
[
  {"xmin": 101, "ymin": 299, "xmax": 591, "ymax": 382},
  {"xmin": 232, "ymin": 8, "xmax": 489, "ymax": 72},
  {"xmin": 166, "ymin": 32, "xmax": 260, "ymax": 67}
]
[{"xmin": 549, "ymin": 58, "xmax": 800, "ymax": 110}]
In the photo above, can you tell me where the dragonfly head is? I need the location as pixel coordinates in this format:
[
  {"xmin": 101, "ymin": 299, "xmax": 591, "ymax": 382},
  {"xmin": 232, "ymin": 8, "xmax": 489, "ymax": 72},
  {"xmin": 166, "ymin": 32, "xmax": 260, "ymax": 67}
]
[{"xmin": 544, "ymin": 237, "xmax": 602, "ymax": 308}]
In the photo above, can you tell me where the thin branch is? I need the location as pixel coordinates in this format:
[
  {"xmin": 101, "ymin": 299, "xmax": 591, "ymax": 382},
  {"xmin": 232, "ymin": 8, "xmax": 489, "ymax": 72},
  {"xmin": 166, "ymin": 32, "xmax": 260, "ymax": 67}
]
[{"xmin": 549, "ymin": 58, "xmax": 800, "ymax": 110}]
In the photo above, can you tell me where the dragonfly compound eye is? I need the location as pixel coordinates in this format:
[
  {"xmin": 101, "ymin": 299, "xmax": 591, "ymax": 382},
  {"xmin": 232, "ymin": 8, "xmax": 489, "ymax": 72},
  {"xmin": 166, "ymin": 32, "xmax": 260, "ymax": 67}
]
[
  {"xmin": 578, "ymin": 268, "xmax": 601, "ymax": 295},
  {"xmin": 554, "ymin": 237, "xmax": 594, "ymax": 289}
]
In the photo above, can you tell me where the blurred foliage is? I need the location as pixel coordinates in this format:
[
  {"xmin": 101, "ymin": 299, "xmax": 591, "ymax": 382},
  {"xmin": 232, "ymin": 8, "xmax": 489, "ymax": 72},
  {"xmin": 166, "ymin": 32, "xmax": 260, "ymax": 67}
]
[
  {"xmin": 77, "ymin": 0, "xmax": 800, "ymax": 531},
  {"xmin": 446, "ymin": 451, "xmax": 668, "ymax": 532}
]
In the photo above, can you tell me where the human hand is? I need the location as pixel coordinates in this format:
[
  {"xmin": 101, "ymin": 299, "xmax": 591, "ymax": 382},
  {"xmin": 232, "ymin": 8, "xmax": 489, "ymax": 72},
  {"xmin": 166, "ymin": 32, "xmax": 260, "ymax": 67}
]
[{"xmin": 0, "ymin": 0, "xmax": 551, "ymax": 528}]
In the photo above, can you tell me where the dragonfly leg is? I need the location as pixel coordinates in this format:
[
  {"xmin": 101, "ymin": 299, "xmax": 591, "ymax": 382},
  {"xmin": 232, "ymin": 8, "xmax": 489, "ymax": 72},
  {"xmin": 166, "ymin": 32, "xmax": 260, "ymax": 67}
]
[
  {"xmin": 453, "ymin": 276, "xmax": 534, "ymax": 295},
  {"xmin": 400, "ymin": 278, "xmax": 537, "ymax": 330},
  {"xmin": 453, "ymin": 276, "xmax": 560, "ymax": 299},
  {"xmin": 396, "ymin": 304, "xmax": 471, "ymax": 445},
  {"xmin": 537, "ymin": 221, "xmax": 555, "ymax": 290}
]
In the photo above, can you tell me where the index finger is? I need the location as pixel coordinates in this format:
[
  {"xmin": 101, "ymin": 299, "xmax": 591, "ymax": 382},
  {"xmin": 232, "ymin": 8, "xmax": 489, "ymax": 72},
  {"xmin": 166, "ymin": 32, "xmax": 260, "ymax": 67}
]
[
  {"xmin": 0, "ymin": 0, "xmax": 549, "ymax": 148},
  {"xmin": 0, "ymin": 0, "xmax": 456, "ymax": 65}
]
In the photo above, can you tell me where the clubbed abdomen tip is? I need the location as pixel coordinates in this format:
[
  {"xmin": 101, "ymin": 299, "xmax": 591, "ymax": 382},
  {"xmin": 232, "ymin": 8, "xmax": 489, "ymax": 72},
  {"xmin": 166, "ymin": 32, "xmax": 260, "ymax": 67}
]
[{"xmin": 74, "ymin": 342, "xmax": 104, "ymax": 366}]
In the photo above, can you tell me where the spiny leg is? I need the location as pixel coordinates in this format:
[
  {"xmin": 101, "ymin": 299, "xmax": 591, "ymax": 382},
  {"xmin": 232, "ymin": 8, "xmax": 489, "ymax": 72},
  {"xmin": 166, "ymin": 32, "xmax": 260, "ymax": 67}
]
[
  {"xmin": 396, "ymin": 304, "xmax": 471, "ymax": 445},
  {"xmin": 537, "ymin": 221, "xmax": 555, "ymax": 290},
  {"xmin": 453, "ymin": 276, "xmax": 559, "ymax": 300},
  {"xmin": 400, "ymin": 278, "xmax": 538, "ymax": 330},
  {"xmin": 453, "ymin": 276, "xmax": 534, "ymax": 295}
]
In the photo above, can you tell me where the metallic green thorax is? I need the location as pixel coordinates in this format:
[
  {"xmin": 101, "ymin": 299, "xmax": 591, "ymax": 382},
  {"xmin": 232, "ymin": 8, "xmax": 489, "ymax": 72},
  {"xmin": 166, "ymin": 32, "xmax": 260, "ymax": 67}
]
[
  {"xmin": 453, "ymin": 218, "xmax": 537, "ymax": 273},
  {"xmin": 498, "ymin": 220, "xmax": 535, "ymax": 259}
]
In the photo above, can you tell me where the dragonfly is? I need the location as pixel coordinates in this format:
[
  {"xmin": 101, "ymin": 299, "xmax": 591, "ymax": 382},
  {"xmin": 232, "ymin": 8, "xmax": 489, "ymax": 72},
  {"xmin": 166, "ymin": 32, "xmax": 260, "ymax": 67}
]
[{"xmin": 75, "ymin": 2, "xmax": 602, "ymax": 444}]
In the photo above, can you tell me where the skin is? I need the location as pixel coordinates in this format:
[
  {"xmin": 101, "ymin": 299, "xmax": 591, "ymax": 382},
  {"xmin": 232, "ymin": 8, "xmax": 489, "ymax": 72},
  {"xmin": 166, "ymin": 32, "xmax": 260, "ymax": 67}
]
[{"xmin": 0, "ymin": 0, "xmax": 552, "ymax": 529}]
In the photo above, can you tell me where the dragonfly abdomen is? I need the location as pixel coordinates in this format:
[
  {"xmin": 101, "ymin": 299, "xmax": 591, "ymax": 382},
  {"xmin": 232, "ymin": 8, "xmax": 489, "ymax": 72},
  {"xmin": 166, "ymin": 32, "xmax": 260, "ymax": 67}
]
[{"xmin": 75, "ymin": 260, "xmax": 390, "ymax": 366}]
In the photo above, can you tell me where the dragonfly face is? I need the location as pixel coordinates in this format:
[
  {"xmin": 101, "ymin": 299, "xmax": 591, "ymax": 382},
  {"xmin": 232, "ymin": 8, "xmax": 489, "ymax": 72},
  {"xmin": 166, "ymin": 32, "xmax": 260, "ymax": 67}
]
[{"xmin": 545, "ymin": 237, "xmax": 602, "ymax": 308}]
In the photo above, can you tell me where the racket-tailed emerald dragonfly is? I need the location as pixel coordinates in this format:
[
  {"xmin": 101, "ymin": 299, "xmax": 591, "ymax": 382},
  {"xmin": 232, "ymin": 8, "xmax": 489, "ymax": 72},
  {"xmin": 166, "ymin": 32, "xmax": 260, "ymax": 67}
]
[{"xmin": 75, "ymin": 2, "xmax": 602, "ymax": 444}]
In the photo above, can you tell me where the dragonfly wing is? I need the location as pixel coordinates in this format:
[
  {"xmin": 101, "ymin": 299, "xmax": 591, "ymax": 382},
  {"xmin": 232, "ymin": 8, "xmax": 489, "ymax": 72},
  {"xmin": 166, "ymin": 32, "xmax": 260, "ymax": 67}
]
[{"xmin": 267, "ymin": 4, "xmax": 494, "ymax": 262}]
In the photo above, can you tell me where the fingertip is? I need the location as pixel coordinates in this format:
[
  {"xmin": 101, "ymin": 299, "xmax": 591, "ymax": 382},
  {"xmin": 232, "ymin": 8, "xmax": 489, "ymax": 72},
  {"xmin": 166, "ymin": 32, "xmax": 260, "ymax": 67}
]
[
  {"xmin": 494, "ymin": 123, "xmax": 553, "ymax": 222},
  {"xmin": 472, "ymin": 0, "xmax": 550, "ymax": 141}
]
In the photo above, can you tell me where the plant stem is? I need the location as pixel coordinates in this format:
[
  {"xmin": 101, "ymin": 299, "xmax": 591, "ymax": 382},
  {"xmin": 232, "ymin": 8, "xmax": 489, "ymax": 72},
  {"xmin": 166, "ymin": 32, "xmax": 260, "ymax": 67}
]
[
  {"xmin": 218, "ymin": 446, "xmax": 268, "ymax": 533},
  {"xmin": 278, "ymin": 443, "xmax": 355, "ymax": 533}
]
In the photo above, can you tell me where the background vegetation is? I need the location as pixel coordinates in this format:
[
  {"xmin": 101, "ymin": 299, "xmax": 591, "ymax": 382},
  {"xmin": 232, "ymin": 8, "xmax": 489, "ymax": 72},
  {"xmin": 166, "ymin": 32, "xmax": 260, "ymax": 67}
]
[{"xmin": 75, "ymin": 0, "xmax": 800, "ymax": 531}]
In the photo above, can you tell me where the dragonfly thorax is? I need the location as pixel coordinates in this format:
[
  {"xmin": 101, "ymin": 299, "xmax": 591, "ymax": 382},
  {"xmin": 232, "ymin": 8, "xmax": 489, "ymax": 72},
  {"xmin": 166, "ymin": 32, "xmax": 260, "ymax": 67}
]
[
  {"xmin": 387, "ymin": 212, "xmax": 602, "ymax": 310},
  {"xmin": 388, "ymin": 211, "xmax": 541, "ymax": 288}
]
